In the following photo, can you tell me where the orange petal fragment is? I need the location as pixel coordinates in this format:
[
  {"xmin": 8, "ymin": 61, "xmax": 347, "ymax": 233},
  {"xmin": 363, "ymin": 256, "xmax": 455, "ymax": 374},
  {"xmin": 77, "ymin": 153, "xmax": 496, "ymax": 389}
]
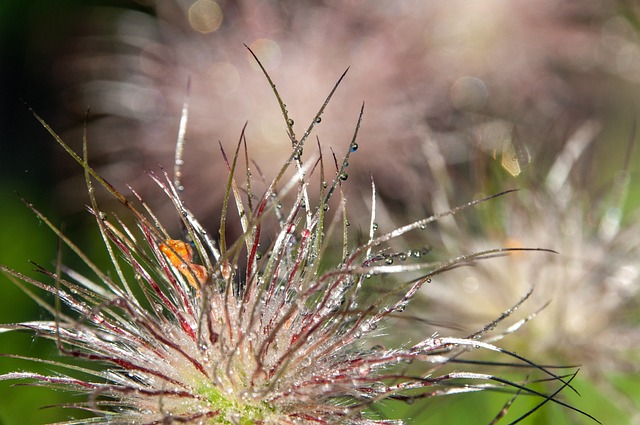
[{"xmin": 160, "ymin": 239, "xmax": 207, "ymax": 289}]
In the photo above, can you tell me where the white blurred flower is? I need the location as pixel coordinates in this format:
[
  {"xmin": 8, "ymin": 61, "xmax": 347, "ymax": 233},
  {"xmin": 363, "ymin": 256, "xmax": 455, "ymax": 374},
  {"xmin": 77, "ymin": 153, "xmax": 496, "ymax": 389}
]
[{"xmin": 414, "ymin": 119, "xmax": 640, "ymax": 420}]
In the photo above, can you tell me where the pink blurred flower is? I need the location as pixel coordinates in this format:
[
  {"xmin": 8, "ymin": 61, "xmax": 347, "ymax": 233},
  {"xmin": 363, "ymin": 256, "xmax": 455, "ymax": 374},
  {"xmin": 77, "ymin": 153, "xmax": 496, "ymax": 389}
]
[{"xmin": 52, "ymin": 0, "xmax": 623, "ymax": 228}]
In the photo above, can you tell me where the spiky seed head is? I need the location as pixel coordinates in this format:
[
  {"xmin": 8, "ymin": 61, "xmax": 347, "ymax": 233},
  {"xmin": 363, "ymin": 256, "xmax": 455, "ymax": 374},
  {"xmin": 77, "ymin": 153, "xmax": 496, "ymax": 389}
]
[{"xmin": 0, "ymin": 51, "xmax": 596, "ymax": 425}]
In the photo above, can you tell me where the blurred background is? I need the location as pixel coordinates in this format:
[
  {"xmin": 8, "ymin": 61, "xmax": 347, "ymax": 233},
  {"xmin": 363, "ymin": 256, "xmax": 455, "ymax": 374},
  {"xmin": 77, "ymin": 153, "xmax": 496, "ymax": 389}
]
[{"xmin": 2, "ymin": 0, "xmax": 640, "ymax": 423}]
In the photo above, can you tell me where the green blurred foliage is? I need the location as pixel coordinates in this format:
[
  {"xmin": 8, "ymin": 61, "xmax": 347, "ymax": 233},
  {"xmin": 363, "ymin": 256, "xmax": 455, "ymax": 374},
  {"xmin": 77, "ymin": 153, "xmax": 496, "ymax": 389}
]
[{"xmin": 1, "ymin": 3, "xmax": 100, "ymax": 422}]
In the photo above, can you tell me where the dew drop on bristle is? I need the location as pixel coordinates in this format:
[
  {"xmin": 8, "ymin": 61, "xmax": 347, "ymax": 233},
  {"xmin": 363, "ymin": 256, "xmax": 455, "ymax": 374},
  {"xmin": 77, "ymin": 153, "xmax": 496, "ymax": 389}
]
[
  {"xmin": 286, "ymin": 289, "xmax": 297, "ymax": 303},
  {"xmin": 350, "ymin": 142, "xmax": 358, "ymax": 152},
  {"xmin": 385, "ymin": 257, "xmax": 393, "ymax": 265},
  {"xmin": 315, "ymin": 117, "xmax": 322, "ymax": 123},
  {"xmin": 370, "ymin": 345, "xmax": 385, "ymax": 355},
  {"xmin": 372, "ymin": 382, "xmax": 387, "ymax": 393},
  {"xmin": 339, "ymin": 172, "xmax": 348, "ymax": 181},
  {"xmin": 372, "ymin": 222, "xmax": 378, "ymax": 231},
  {"xmin": 287, "ymin": 118, "xmax": 294, "ymax": 126}
]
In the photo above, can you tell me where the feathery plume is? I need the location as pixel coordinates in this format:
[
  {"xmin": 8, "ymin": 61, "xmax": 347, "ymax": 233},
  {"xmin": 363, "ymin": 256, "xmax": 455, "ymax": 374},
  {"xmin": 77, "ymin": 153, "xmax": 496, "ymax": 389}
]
[{"xmin": 1, "ymin": 49, "xmax": 596, "ymax": 424}]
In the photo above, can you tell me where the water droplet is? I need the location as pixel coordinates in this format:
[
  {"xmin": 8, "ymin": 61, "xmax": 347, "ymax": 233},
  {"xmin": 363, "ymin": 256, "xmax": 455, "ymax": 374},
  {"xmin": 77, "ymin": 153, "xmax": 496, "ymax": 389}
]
[
  {"xmin": 286, "ymin": 289, "xmax": 297, "ymax": 303},
  {"xmin": 322, "ymin": 181, "xmax": 328, "ymax": 188},
  {"xmin": 315, "ymin": 116, "xmax": 322, "ymax": 123},
  {"xmin": 399, "ymin": 253, "xmax": 408, "ymax": 261},
  {"xmin": 372, "ymin": 222, "xmax": 379, "ymax": 230},
  {"xmin": 384, "ymin": 257, "xmax": 393, "ymax": 265},
  {"xmin": 287, "ymin": 118, "xmax": 294, "ymax": 126},
  {"xmin": 323, "ymin": 204, "xmax": 329, "ymax": 212},
  {"xmin": 411, "ymin": 250, "xmax": 421, "ymax": 259},
  {"xmin": 371, "ymin": 344, "xmax": 385, "ymax": 353},
  {"xmin": 350, "ymin": 142, "xmax": 358, "ymax": 152},
  {"xmin": 372, "ymin": 382, "xmax": 387, "ymax": 393},
  {"xmin": 339, "ymin": 172, "xmax": 348, "ymax": 181}
]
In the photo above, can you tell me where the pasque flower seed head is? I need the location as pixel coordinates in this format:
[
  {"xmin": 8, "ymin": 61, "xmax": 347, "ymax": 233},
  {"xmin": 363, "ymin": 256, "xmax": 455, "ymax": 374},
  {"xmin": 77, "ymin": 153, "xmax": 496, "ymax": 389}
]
[{"xmin": 0, "ymin": 49, "xmax": 597, "ymax": 425}]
